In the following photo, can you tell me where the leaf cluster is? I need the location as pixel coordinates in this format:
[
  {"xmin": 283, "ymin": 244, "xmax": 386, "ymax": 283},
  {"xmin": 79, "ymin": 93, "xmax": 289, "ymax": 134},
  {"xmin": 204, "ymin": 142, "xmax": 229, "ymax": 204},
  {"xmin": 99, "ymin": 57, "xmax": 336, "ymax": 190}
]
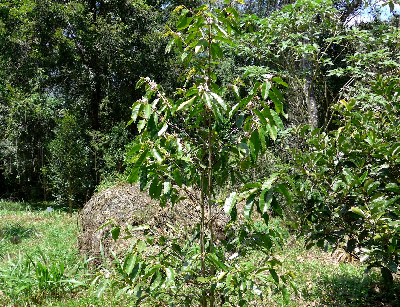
[{"xmin": 291, "ymin": 75, "xmax": 400, "ymax": 286}]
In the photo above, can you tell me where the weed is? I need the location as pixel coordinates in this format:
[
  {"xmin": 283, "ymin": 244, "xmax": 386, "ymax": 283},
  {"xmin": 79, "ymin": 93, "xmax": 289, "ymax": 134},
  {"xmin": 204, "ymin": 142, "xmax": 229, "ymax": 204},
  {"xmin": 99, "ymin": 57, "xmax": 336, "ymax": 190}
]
[{"xmin": 0, "ymin": 202, "xmax": 398, "ymax": 306}]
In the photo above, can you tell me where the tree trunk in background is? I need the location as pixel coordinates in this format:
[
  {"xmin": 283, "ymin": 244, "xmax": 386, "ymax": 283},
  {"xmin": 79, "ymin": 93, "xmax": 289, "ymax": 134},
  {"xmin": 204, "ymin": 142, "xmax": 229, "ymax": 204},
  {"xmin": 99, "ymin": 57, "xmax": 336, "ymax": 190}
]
[
  {"xmin": 90, "ymin": 79, "xmax": 101, "ymax": 131},
  {"xmin": 338, "ymin": 0, "xmax": 363, "ymax": 22},
  {"xmin": 303, "ymin": 40, "xmax": 319, "ymax": 128},
  {"xmin": 89, "ymin": 0, "xmax": 101, "ymax": 132}
]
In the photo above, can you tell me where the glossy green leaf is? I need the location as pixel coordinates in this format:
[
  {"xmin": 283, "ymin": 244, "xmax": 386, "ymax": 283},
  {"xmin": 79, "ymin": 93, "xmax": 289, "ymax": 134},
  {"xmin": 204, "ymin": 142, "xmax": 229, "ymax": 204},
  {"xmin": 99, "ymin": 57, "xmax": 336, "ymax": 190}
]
[
  {"xmin": 173, "ymin": 168, "xmax": 182, "ymax": 187},
  {"xmin": 165, "ymin": 267, "xmax": 175, "ymax": 283},
  {"xmin": 385, "ymin": 183, "xmax": 400, "ymax": 194},
  {"xmin": 269, "ymin": 268, "xmax": 279, "ymax": 284},
  {"xmin": 111, "ymin": 226, "xmax": 120, "ymax": 240},
  {"xmin": 244, "ymin": 194, "xmax": 256, "ymax": 220},
  {"xmin": 131, "ymin": 103, "xmax": 141, "ymax": 123},
  {"xmin": 250, "ymin": 130, "xmax": 260, "ymax": 158},
  {"xmin": 261, "ymin": 81, "xmax": 271, "ymax": 100},
  {"xmin": 272, "ymin": 77, "xmax": 288, "ymax": 87},
  {"xmin": 177, "ymin": 96, "xmax": 196, "ymax": 112},
  {"xmin": 127, "ymin": 143, "xmax": 142, "ymax": 157},
  {"xmin": 177, "ymin": 17, "xmax": 193, "ymax": 30},
  {"xmin": 350, "ymin": 207, "xmax": 366, "ymax": 218},
  {"xmin": 210, "ymin": 42, "xmax": 223, "ymax": 60},
  {"xmin": 269, "ymin": 87, "xmax": 284, "ymax": 115},
  {"xmin": 165, "ymin": 38, "xmax": 174, "ymax": 53},
  {"xmin": 157, "ymin": 123, "xmax": 168, "ymax": 136},
  {"xmin": 123, "ymin": 253, "xmax": 137, "ymax": 275},
  {"xmin": 269, "ymin": 109, "xmax": 284, "ymax": 130},
  {"xmin": 210, "ymin": 92, "xmax": 226, "ymax": 111},
  {"xmin": 224, "ymin": 192, "xmax": 237, "ymax": 215},
  {"xmin": 259, "ymin": 188, "xmax": 273, "ymax": 214},
  {"xmin": 268, "ymin": 124, "xmax": 277, "ymax": 141},
  {"xmin": 151, "ymin": 148, "xmax": 162, "ymax": 162},
  {"xmin": 262, "ymin": 173, "xmax": 280, "ymax": 190},
  {"xmin": 207, "ymin": 253, "xmax": 228, "ymax": 271},
  {"xmin": 254, "ymin": 109, "xmax": 268, "ymax": 126},
  {"xmin": 276, "ymin": 183, "xmax": 292, "ymax": 204},
  {"xmin": 144, "ymin": 104, "xmax": 152, "ymax": 119},
  {"xmin": 137, "ymin": 119, "xmax": 146, "ymax": 132}
]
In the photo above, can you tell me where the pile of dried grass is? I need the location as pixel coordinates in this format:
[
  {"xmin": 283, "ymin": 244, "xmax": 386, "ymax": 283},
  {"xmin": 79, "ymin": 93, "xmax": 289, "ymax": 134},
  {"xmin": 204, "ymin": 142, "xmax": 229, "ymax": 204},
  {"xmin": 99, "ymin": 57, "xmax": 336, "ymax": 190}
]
[{"xmin": 78, "ymin": 182, "xmax": 228, "ymax": 267}]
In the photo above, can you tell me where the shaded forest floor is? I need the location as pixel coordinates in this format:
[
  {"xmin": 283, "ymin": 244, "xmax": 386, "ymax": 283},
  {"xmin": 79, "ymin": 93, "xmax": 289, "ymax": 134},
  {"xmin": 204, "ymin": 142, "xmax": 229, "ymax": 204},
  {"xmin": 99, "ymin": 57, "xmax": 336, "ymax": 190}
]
[{"xmin": 0, "ymin": 200, "xmax": 398, "ymax": 306}]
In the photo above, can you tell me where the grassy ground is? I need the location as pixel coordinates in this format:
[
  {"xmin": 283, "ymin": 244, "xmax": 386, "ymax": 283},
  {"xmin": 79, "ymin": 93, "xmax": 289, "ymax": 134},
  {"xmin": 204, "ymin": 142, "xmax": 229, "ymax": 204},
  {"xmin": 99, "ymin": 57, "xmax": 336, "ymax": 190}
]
[
  {"xmin": 0, "ymin": 200, "xmax": 398, "ymax": 306},
  {"xmin": 0, "ymin": 200, "xmax": 110, "ymax": 307}
]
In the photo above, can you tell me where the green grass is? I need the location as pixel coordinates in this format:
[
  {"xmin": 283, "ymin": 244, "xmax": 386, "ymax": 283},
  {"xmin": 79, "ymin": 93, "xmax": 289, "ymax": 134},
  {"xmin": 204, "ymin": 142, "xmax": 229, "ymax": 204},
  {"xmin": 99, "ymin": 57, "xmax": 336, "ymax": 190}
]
[
  {"xmin": 0, "ymin": 201, "xmax": 398, "ymax": 306},
  {"xmin": 268, "ymin": 231, "xmax": 400, "ymax": 307}
]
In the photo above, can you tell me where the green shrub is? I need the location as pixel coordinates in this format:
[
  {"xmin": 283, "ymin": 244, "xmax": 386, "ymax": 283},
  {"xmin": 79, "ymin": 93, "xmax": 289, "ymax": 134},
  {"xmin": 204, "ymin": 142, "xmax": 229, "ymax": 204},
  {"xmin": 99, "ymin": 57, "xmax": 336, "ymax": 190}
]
[{"xmin": 292, "ymin": 75, "xmax": 400, "ymax": 286}]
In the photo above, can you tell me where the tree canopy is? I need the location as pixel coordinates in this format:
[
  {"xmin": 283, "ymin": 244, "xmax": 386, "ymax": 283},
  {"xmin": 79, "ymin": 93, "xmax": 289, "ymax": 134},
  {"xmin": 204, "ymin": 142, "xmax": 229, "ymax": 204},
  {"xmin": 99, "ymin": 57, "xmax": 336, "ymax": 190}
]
[{"xmin": 0, "ymin": 0, "xmax": 399, "ymax": 294}]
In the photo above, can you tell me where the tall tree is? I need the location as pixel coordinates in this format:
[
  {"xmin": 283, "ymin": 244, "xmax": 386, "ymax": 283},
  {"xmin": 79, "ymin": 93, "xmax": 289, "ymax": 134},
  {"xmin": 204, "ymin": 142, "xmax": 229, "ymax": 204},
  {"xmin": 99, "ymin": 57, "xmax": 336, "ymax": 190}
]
[{"xmin": 0, "ymin": 0, "xmax": 179, "ymax": 200}]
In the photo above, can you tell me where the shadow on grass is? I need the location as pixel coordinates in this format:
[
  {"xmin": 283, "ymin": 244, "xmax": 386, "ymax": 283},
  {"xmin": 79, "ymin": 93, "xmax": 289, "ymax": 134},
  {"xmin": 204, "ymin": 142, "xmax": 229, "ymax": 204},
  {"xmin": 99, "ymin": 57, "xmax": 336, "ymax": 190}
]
[
  {"xmin": 0, "ymin": 222, "xmax": 36, "ymax": 240},
  {"xmin": 311, "ymin": 271, "xmax": 400, "ymax": 307},
  {"xmin": 0, "ymin": 222, "xmax": 37, "ymax": 259},
  {"xmin": 0, "ymin": 200, "xmax": 75, "ymax": 213}
]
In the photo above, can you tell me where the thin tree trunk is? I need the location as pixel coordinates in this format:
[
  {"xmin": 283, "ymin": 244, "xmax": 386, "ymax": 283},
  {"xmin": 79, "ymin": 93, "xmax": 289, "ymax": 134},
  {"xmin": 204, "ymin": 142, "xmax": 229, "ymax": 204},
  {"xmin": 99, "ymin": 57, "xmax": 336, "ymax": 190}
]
[
  {"xmin": 68, "ymin": 179, "xmax": 72, "ymax": 215},
  {"xmin": 303, "ymin": 38, "xmax": 318, "ymax": 128},
  {"xmin": 200, "ymin": 172, "xmax": 207, "ymax": 307},
  {"xmin": 206, "ymin": 5, "xmax": 216, "ymax": 305}
]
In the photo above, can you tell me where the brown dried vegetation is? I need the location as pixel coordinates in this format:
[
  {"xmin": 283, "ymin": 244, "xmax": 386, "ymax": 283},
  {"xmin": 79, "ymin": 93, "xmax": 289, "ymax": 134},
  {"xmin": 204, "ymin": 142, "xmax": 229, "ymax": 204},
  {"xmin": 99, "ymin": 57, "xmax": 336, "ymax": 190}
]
[{"xmin": 78, "ymin": 182, "xmax": 228, "ymax": 267}]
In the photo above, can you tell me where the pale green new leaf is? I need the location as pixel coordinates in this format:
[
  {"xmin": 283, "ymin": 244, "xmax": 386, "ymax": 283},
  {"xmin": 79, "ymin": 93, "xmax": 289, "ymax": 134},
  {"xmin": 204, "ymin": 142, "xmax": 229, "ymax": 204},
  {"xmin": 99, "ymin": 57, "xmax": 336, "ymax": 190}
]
[
  {"xmin": 177, "ymin": 96, "xmax": 196, "ymax": 112},
  {"xmin": 350, "ymin": 207, "xmax": 367, "ymax": 218},
  {"xmin": 165, "ymin": 38, "xmax": 174, "ymax": 53},
  {"xmin": 224, "ymin": 192, "xmax": 237, "ymax": 215},
  {"xmin": 210, "ymin": 92, "xmax": 226, "ymax": 111},
  {"xmin": 123, "ymin": 253, "xmax": 136, "ymax": 275},
  {"xmin": 261, "ymin": 81, "xmax": 271, "ymax": 100},
  {"xmin": 157, "ymin": 123, "xmax": 168, "ymax": 136}
]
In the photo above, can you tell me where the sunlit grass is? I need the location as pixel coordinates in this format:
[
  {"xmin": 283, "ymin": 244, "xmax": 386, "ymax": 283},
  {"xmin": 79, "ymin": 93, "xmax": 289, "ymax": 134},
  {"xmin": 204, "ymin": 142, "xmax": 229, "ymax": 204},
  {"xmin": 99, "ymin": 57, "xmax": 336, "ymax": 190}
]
[{"xmin": 0, "ymin": 202, "xmax": 398, "ymax": 306}]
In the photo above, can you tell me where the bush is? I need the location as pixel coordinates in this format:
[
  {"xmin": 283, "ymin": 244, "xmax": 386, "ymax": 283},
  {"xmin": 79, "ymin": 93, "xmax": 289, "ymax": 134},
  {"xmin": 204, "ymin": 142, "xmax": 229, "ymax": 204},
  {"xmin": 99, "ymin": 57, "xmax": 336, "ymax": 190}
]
[
  {"xmin": 48, "ymin": 111, "xmax": 92, "ymax": 213},
  {"xmin": 292, "ymin": 75, "xmax": 400, "ymax": 285}
]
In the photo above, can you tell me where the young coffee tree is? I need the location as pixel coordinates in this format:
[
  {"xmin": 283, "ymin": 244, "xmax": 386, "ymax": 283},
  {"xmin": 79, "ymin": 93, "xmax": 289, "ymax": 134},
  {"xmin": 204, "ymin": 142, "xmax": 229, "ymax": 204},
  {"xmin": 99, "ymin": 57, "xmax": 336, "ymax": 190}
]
[
  {"xmin": 122, "ymin": 1, "xmax": 294, "ymax": 305},
  {"xmin": 292, "ymin": 75, "xmax": 400, "ymax": 287}
]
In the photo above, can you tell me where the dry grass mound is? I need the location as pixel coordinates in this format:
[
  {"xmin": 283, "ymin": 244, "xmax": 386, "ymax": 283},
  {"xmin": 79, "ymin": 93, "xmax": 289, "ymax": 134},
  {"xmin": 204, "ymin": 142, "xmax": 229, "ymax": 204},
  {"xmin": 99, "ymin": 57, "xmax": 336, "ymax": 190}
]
[{"xmin": 78, "ymin": 182, "xmax": 228, "ymax": 267}]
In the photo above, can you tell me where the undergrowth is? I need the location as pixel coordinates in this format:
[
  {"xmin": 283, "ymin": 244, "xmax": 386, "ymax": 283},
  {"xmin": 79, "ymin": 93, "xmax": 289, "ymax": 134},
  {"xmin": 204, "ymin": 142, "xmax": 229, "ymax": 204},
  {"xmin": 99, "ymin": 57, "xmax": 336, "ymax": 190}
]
[{"xmin": 0, "ymin": 200, "xmax": 398, "ymax": 306}]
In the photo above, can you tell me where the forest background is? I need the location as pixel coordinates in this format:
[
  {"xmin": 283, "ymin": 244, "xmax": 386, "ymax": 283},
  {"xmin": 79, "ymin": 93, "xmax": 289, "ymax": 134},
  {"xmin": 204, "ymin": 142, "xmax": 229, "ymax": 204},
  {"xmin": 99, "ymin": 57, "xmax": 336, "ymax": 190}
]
[
  {"xmin": 0, "ymin": 0, "xmax": 400, "ymax": 304},
  {"xmin": 0, "ymin": 0, "xmax": 398, "ymax": 208}
]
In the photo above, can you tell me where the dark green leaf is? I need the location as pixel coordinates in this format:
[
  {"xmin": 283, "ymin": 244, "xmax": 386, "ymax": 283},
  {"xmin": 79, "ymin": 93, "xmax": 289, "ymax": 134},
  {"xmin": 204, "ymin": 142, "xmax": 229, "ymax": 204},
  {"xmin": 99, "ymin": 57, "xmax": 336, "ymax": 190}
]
[
  {"xmin": 269, "ymin": 269, "xmax": 279, "ymax": 284},
  {"xmin": 272, "ymin": 77, "xmax": 288, "ymax": 87},
  {"xmin": 111, "ymin": 226, "xmax": 120, "ymax": 240},
  {"xmin": 173, "ymin": 169, "xmax": 182, "ymax": 187},
  {"xmin": 244, "ymin": 194, "xmax": 256, "ymax": 220},
  {"xmin": 254, "ymin": 109, "xmax": 268, "ymax": 126}
]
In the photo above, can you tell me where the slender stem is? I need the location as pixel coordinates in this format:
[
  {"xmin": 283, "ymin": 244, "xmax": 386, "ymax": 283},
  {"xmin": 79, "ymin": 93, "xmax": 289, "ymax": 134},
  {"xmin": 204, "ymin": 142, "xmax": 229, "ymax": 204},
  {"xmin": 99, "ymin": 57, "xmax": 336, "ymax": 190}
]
[
  {"xmin": 207, "ymin": 2, "xmax": 215, "ymax": 306},
  {"xmin": 200, "ymin": 171, "xmax": 207, "ymax": 307}
]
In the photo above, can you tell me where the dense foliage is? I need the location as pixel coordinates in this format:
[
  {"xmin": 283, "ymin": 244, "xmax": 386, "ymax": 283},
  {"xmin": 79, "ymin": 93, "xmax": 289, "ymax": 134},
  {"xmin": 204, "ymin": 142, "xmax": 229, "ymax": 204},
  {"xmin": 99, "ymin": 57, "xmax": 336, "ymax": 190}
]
[
  {"xmin": 291, "ymin": 75, "xmax": 400, "ymax": 285},
  {"xmin": 0, "ymin": 0, "xmax": 399, "ymax": 304}
]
